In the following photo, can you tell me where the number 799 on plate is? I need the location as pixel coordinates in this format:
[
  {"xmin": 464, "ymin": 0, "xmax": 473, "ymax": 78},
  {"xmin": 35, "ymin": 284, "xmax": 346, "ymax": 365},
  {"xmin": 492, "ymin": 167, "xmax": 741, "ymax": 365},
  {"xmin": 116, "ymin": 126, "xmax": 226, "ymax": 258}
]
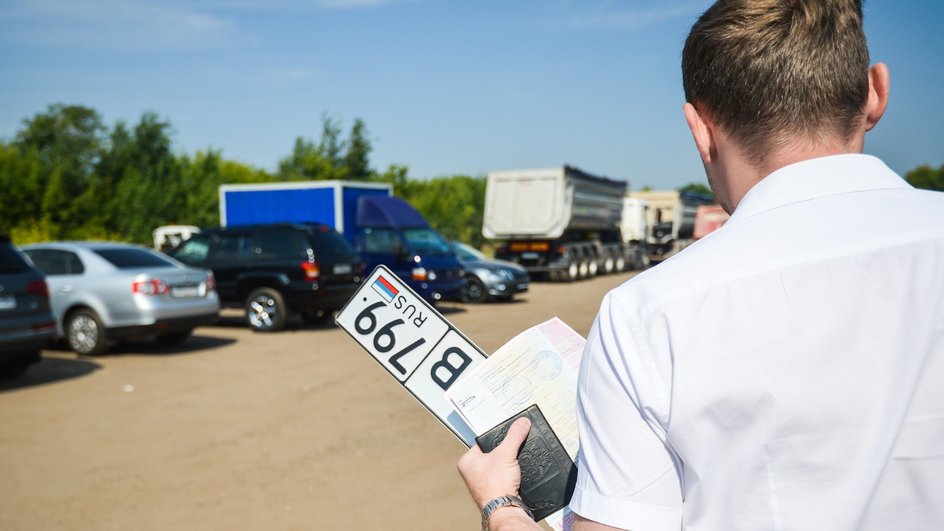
[{"xmin": 335, "ymin": 265, "xmax": 486, "ymax": 446}]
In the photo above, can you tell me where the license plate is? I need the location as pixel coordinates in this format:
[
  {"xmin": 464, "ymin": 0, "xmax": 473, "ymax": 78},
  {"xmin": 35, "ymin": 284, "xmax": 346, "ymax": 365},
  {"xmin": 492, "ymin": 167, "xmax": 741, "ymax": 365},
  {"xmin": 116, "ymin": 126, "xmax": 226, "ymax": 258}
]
[
  {"xmin": 171, "ymin": 286, "xmax": 199, "ymax": 298},
  {"xmin": 332, "ymin": 264, "xmax": 353, "ymax": 275},
  {"xmin": 0, "ymin": 295, "xmax": 15, "ymax": 310},
  {"xmin": 517, "ymin": 283, "xmax": 528, "ymax": 290},
  {"xmin": 521, "ymin": 252, "xmax": 540, "ymax": 259},
  {"xmin": 335, "ymin": 265, "xmax": 487, "ymax": 447}
]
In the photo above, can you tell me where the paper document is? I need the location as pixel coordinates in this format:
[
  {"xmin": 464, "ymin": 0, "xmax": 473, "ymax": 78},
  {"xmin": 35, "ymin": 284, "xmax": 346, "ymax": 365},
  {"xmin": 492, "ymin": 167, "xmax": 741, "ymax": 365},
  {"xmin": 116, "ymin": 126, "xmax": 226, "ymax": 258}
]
[{"xmin": 446, "ymin": 318, "xmax": 586, "ymax": 530}]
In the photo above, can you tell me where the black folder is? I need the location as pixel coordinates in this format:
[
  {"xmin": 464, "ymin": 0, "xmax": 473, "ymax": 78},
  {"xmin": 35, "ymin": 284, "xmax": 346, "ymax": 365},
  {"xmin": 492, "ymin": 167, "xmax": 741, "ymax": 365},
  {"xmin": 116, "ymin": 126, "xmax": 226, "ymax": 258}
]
[{"xmin": 475, "ymin": 404, "xmax": 578, "ymax": 522}]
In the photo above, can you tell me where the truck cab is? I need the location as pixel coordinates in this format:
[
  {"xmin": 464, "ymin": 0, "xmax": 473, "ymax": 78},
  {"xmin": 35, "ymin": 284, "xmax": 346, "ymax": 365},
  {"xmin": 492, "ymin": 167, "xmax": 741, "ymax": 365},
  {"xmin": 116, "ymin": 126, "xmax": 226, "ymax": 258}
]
[{"xmin": 353, "ymin": 196, "xmax": 465, "ymax": 303}]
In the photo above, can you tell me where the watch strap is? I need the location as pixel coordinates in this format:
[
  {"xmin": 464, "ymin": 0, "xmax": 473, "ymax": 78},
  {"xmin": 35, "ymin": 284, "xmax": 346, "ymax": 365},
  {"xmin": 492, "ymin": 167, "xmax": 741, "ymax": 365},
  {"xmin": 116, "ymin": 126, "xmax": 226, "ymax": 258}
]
[{"xmin": 481, "ymin": 495, "xmax": 533, "ymax": 531}]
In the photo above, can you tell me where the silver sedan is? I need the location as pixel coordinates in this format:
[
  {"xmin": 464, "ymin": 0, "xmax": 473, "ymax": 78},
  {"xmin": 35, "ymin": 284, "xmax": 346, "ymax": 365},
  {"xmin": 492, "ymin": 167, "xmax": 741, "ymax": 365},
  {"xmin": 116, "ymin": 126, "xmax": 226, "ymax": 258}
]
[{"xmin": 22, "ymin": 242, "xmax": 219, "ymax": 355}]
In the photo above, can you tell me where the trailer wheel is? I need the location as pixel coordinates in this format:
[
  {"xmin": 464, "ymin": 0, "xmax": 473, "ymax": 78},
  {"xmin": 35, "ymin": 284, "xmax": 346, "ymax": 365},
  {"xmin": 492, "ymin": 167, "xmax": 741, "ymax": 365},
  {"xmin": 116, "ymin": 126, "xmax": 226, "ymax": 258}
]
[
  {"xmin": 603, "ymin": 253, "xmax": 615, "ymax": 274},
  {"xmin": 615, "ymin": 253, "xmax": 626, "ymax": 272},
  {"xmin": 578, "ymin": 257, "xmax": 590, "ymax": 279},
  {"xmin": 565, "ymin": 258, "xmax": 579, "ymax": 282},
  {"xmin": 588, "ymin": 256, "xmax": 599, "ymax": 277}
]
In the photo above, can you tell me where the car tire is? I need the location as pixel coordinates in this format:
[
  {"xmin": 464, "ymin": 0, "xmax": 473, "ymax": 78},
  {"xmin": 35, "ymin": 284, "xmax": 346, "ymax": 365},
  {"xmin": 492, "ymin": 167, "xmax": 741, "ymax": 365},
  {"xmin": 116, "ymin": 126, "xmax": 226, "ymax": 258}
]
[
  {"xmin": 67, "ymin": 308, "xmax": 109, "ymax": 356},
  {"xmin": 246, "ymin": 287, "xmax": 287, "ymax": 332},
  {"xmin": 464, "ymin": 276, "xmax": 488, "ymax": 303},
  {"xmin": 156, "ymin": 329, "xmax": 193, "ymax": 345}
]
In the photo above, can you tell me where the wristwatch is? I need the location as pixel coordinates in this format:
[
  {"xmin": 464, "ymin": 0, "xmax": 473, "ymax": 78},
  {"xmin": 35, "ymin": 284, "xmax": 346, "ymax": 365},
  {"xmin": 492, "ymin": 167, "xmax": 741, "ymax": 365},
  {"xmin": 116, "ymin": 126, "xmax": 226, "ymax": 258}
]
[{"xmin": 481, "ymin": 495, "xmax": 533, "ymax": 531}]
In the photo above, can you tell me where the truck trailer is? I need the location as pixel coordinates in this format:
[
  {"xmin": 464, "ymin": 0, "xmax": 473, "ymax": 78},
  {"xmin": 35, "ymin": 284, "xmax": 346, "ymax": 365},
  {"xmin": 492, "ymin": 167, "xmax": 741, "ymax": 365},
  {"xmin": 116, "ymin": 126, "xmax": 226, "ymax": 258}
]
[
  {"xmin": 218, "ymin": 181, "xmax": 466, "ymax": 302},
  {"xmin": 483, "ymin": 166, "xmax": 646, "ymax": 281}
]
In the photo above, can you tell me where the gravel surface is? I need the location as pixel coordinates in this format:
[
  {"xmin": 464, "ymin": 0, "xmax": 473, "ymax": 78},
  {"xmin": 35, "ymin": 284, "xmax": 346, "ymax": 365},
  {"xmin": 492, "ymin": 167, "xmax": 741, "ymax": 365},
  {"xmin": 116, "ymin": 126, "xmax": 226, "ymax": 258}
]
[{"xmin": 0, "ymin": 271, "xmax": 638, "ymax": 531}]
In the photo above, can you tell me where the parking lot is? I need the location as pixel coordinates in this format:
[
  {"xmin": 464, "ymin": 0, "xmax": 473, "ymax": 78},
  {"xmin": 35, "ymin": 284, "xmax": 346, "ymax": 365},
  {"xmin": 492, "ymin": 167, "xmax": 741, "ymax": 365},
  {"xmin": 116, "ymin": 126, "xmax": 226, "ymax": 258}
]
[{"xmin": 0, "ymin": 271, "xmax": 637, "ymax": 531}]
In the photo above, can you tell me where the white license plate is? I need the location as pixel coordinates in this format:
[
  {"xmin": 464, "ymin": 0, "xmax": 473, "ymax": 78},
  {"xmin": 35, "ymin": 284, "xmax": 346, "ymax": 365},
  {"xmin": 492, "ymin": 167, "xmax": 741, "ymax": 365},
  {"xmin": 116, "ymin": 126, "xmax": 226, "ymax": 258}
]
[
  {"xmin": 517, "ymin": 283, "xmax": 528, "ymax": 290},
  {"xmin": 171, "ymin": 286, "xmax": 199, "ymax": 298},
  {"xmin": 335, "ymin": 265, "xmax": 487, "ymax": 446},
  {"xmin": 332, "ymin": 264, "xmax": 353, "ymax": 274},
  {"xmin": 521, "ymin": 252, "xmax": 540, "ymax": 259},
  {"xmin": 0, "ymin": 295, "xmax": 15, "ymax": 310}
]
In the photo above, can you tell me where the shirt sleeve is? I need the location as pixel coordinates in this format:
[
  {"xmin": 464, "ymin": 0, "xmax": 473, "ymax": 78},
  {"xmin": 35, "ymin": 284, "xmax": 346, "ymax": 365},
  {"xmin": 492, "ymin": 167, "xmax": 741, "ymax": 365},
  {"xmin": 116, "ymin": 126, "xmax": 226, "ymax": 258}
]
[{"xmin": 569, "ymin": 291, "xmax": 683, "ymax": 530}]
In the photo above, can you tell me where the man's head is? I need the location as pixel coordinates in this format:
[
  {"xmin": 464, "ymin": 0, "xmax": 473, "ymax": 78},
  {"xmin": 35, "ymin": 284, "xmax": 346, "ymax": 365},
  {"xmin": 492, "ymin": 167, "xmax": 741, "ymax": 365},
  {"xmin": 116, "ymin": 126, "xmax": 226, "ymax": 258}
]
[{"xmin": 680, "ymin": 0, "xmax": 889, "ymax": 212}]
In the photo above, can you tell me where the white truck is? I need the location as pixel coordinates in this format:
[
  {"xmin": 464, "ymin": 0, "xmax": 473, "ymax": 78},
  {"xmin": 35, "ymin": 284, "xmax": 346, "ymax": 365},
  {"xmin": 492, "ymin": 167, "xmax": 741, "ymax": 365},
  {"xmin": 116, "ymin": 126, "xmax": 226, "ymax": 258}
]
[
  {"xmin": 483, "ymin": 165, "xmax": 648, "ymax": 281},
  {"xmin": 626, "ymin": 190, "xmax": 713, "ymax": 262}
]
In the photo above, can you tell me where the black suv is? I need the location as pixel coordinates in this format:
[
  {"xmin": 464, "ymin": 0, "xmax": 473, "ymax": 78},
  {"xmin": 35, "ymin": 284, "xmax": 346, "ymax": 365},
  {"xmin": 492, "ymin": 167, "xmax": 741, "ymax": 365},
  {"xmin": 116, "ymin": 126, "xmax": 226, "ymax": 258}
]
[
  {"xmin": 0, "ymin": 235, "xmax": 56, "ymax": 377},
  {"xmin": 170, "ymin": 223, "xmax": 364, "ymax": 332}
]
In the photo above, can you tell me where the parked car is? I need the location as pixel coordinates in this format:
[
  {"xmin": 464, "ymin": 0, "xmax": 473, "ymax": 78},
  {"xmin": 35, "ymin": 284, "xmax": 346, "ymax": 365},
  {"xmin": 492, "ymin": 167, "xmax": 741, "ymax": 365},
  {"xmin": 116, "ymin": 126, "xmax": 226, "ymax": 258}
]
[
  {"xmin": 21, "ymin": 242, "xmax": 219, "ymax": 355},
  {"xmin": 451, "ymin": 241, "xmax": 529, "ymax": 303},
  {"xmin": 0, "ymin": 236, "xmax": 56, "ymax": 376},
  {"xmin": 169, "ymin": 223, "xmax": 364, "ymax": 332}
]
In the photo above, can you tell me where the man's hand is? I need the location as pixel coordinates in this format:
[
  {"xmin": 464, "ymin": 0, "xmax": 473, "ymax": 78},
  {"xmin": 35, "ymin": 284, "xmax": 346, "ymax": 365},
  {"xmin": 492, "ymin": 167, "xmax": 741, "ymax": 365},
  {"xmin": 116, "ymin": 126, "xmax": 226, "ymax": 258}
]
[{"xmin": 457, "ymin": 416, "xmax": 532, "ymax": 509}]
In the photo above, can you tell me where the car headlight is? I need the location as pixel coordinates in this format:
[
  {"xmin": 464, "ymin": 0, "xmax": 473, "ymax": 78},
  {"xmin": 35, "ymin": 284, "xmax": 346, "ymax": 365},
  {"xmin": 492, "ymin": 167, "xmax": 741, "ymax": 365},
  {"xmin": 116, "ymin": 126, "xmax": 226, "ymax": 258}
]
[
  {"xmin": 498, "ymin": 269, "xmax": 515, "ymax": 281},
  {"xmin": 475, "ymin": 268, "xmax": 498, "ymax": 282}
]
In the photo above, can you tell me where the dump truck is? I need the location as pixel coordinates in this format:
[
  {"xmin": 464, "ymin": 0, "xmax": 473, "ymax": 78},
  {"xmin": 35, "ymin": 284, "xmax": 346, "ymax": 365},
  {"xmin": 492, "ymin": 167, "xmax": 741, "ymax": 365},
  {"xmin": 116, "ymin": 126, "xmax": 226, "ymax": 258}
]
[{"xmin": 483, "ymin": 165, "xmax": 647, "ymax": 281}]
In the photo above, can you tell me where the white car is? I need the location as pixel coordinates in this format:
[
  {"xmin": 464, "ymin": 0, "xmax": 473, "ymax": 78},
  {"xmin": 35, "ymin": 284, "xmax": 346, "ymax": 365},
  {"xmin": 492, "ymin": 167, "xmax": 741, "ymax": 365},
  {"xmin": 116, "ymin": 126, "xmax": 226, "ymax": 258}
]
[{"xmin": 21, "ymin": 242, "xmax": 219, "ymax": 355}]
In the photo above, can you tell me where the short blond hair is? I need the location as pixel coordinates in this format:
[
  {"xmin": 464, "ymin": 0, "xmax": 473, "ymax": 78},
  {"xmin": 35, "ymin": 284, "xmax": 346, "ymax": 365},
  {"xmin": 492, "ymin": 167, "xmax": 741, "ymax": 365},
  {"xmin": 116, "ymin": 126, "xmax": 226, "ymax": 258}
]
[{"xmin": 682, "ymin": 0, "xmax": 870, "ymax": 164}]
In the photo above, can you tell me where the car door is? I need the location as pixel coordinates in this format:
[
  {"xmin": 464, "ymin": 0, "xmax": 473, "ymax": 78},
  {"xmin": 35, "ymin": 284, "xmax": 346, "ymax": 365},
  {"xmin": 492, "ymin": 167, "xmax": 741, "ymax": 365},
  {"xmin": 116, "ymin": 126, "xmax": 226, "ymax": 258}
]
[{"xmin": 23, "ymin": 248, "xmax": 86, "ymax": 332}]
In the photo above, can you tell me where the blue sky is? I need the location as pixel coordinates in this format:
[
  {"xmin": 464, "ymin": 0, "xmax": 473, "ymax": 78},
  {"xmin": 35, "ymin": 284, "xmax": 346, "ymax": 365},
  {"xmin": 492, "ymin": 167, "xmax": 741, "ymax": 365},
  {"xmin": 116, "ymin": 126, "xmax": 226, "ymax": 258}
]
[{"xmin": 1, "ymin": 0, "xmax": 942, "ymax": 191}]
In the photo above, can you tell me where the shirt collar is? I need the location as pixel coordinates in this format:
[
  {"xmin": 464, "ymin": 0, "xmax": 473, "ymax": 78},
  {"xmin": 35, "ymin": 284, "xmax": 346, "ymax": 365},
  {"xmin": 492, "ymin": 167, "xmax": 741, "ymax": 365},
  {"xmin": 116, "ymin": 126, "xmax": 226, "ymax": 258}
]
[{"xmin": 730, "ymin": 154, "xmax": 912, "ymax": 220}]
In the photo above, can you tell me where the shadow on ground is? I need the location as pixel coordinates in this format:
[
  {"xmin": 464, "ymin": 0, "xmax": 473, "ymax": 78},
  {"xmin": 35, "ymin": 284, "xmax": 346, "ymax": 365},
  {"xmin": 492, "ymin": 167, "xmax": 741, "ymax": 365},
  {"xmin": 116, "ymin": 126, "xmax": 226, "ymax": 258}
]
[
  {"xmin": 0, "ymin": 355, "xmax": 101, "ymax": 392},
  {"xmin": 109, "ymin": 334, "xmax": 236, "ymax": 356}
]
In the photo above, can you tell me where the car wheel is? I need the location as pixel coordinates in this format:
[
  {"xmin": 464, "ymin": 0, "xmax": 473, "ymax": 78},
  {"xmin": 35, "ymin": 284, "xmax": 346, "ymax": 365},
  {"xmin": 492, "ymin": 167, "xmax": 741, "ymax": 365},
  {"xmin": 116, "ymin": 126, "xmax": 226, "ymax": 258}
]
[
  {"xmin": 156, "ymin": 329, "xmax": 193, "ymax": 345},
  {"xmin": 246, "ymin": 287, "xmax": 287, "ymax": 332},
  {"xmin": 464, "ymin": 276, "xmax": 488, "ymax": 303},
  {"xmin": 67, "ymin": 309, "xmax": 108, "ymax": 356}
]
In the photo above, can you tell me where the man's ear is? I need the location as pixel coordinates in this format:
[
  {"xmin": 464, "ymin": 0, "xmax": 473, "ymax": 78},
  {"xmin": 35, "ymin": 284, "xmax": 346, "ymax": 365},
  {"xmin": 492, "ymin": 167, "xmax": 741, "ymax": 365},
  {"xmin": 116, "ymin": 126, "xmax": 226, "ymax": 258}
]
[
  {"xmin": 865, "ymin": 63, "xmax": 890, "ymax": 131},
  {"xmin": 684, "ymin": 102, "xmax": 715, "ymax": 163}
]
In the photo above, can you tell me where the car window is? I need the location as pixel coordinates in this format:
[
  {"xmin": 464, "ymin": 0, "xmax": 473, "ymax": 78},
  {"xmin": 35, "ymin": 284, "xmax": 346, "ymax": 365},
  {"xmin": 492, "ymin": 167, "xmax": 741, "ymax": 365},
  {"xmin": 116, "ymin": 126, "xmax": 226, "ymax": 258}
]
[
  {"xmin": 212, "ymin": 232, "xmax": 250, "ymax": 261},
  {"xmin": 93, "ymin": 248, "xmax": 176, "ymax": 269},
  {"xmin": 251, "ymin": 228, "xmax": 303, "ymax": 259},
  {"xmin": 25, "ymin": 249, "xmax": 85, "ymax": 276},
  {"xmin": 173, "ymin": 236, "xmax": 211, "ymax": 263},
  {"xmin": 305, "ymin": 225, "xmax": 354, "ymax": 257},
  {"xmin": 403, "ymin": 228, "xmax": 451, "ymax": 254},
  {"xmin": 0, "ymin": 244, "xmax": 32, "ymax": 273},
  {"xmin": 357, "ymin": 228, "xmax": 402, "ymax": 254},
  {"xmin": 453, "ymin": 242, "xmax": 485, "ymax": 261}
]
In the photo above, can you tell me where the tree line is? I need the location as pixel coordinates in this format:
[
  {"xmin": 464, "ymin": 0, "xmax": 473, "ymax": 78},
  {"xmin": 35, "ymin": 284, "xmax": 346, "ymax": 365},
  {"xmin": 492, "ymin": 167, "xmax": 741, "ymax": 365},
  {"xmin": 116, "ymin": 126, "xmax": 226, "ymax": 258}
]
[
  {"xmin": 0, "ymin": 104, "xmax": 486, "ymax": 248},
  {"xmin": 2, "ymin": 103, "xmax": 942, "ymax": 250}
]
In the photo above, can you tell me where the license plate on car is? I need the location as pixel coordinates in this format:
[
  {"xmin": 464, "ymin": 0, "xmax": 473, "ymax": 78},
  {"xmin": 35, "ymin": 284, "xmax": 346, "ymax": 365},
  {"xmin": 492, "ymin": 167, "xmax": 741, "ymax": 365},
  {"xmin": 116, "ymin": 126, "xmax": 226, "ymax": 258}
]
[
  {"xmin": 0, "ymin": 295, "xmax": 15, "ymax": 310},
  {"xmin": 521, "ymin": 252, "xmax": 540, "ymax": 259},
  {"xmin": 171, "ymin": 286, "xmax": 199, "ymax": 298},
  {"xmin": 332, "ymin": 264, "xmax": 353, "ymax": 274}
]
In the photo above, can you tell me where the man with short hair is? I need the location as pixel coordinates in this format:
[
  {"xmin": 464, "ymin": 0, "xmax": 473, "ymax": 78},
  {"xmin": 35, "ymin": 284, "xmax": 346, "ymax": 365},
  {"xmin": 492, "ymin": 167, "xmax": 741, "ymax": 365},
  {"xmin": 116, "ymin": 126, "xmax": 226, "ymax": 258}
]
[{"xmin": 458, "ymin": 0, "xmax": 944, "ymax": 529}]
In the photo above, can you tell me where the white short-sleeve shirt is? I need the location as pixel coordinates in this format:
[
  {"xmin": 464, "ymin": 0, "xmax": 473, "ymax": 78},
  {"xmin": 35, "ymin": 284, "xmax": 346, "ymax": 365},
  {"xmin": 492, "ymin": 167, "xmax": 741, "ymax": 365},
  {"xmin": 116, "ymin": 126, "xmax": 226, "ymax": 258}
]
[{"xmin": 570, "ymin": 154, "xmax": 944, "ymax": 530}]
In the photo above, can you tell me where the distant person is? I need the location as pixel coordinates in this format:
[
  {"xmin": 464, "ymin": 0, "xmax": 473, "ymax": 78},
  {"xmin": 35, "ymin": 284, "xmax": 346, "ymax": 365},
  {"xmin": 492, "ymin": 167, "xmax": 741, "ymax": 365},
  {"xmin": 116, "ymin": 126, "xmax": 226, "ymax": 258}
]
[{"xmin": 458, "ymin": 0, "xmax": 944, "ymax": 529}]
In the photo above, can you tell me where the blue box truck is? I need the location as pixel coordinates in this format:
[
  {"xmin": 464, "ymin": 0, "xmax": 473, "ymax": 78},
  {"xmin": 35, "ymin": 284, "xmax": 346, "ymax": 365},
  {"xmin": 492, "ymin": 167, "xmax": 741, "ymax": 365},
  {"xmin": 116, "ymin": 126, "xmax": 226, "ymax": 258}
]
[{"xmin": 219, "ymin": 181, "xmax": 466, "ymax": 303}]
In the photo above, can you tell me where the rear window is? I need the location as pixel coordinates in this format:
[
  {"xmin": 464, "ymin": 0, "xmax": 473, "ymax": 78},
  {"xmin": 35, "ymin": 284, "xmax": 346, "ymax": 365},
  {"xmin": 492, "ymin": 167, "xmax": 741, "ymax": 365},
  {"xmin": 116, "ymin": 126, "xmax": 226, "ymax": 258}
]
[
  {"xmin": 0, "ymin": 244, "xmax": 32, "ymax": 273},
  {"xmin": 94, "ymin": 248, "xmax": 176, "ymax": 269},
  {"xmin": 306, "ymin": 226, "xmax": 355, "ymax": 257}
]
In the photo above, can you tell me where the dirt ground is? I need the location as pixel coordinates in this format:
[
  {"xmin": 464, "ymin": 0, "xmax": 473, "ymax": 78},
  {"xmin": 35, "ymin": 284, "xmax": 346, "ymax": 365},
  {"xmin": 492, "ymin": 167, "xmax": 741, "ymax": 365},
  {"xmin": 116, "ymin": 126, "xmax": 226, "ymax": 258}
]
[{"xmin": 0, "ymin": 271, "xmax": 638, "ymax": 531}]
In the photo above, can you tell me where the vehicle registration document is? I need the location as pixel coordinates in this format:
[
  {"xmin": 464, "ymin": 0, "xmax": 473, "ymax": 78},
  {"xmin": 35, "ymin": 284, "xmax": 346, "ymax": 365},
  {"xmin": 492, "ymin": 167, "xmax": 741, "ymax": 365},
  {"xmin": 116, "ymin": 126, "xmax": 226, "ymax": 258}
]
[
  {"xmin": 446, "ymin": 318, "xmax": 585, "ymax": 530},
  {"xmin": 337, "ymin": 267, "xmax": 585, "ymax": 530}
]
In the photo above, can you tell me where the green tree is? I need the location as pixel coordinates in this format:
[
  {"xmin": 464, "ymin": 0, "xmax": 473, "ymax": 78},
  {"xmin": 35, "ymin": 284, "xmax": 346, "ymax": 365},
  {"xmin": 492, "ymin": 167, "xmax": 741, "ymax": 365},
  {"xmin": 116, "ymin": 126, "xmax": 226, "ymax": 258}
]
[
  {"xmin": 906, "ymin": 163, "xmax": 944, "ymax": 192},
  {"xmin": 13, "ymin": 104, "xmax": 109, "ymax": 239},
  {"xmin": 343, "ymin": 118, "xmax": 372, "ymax": 181}
]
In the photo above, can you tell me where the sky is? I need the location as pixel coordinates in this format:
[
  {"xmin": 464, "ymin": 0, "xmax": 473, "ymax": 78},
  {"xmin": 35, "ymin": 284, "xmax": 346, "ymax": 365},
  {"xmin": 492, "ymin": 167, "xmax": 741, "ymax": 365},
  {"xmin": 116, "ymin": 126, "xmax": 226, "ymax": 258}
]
[{"xmin": 1, "ymin": 0, "xmax": 942, "ymax": 191}]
